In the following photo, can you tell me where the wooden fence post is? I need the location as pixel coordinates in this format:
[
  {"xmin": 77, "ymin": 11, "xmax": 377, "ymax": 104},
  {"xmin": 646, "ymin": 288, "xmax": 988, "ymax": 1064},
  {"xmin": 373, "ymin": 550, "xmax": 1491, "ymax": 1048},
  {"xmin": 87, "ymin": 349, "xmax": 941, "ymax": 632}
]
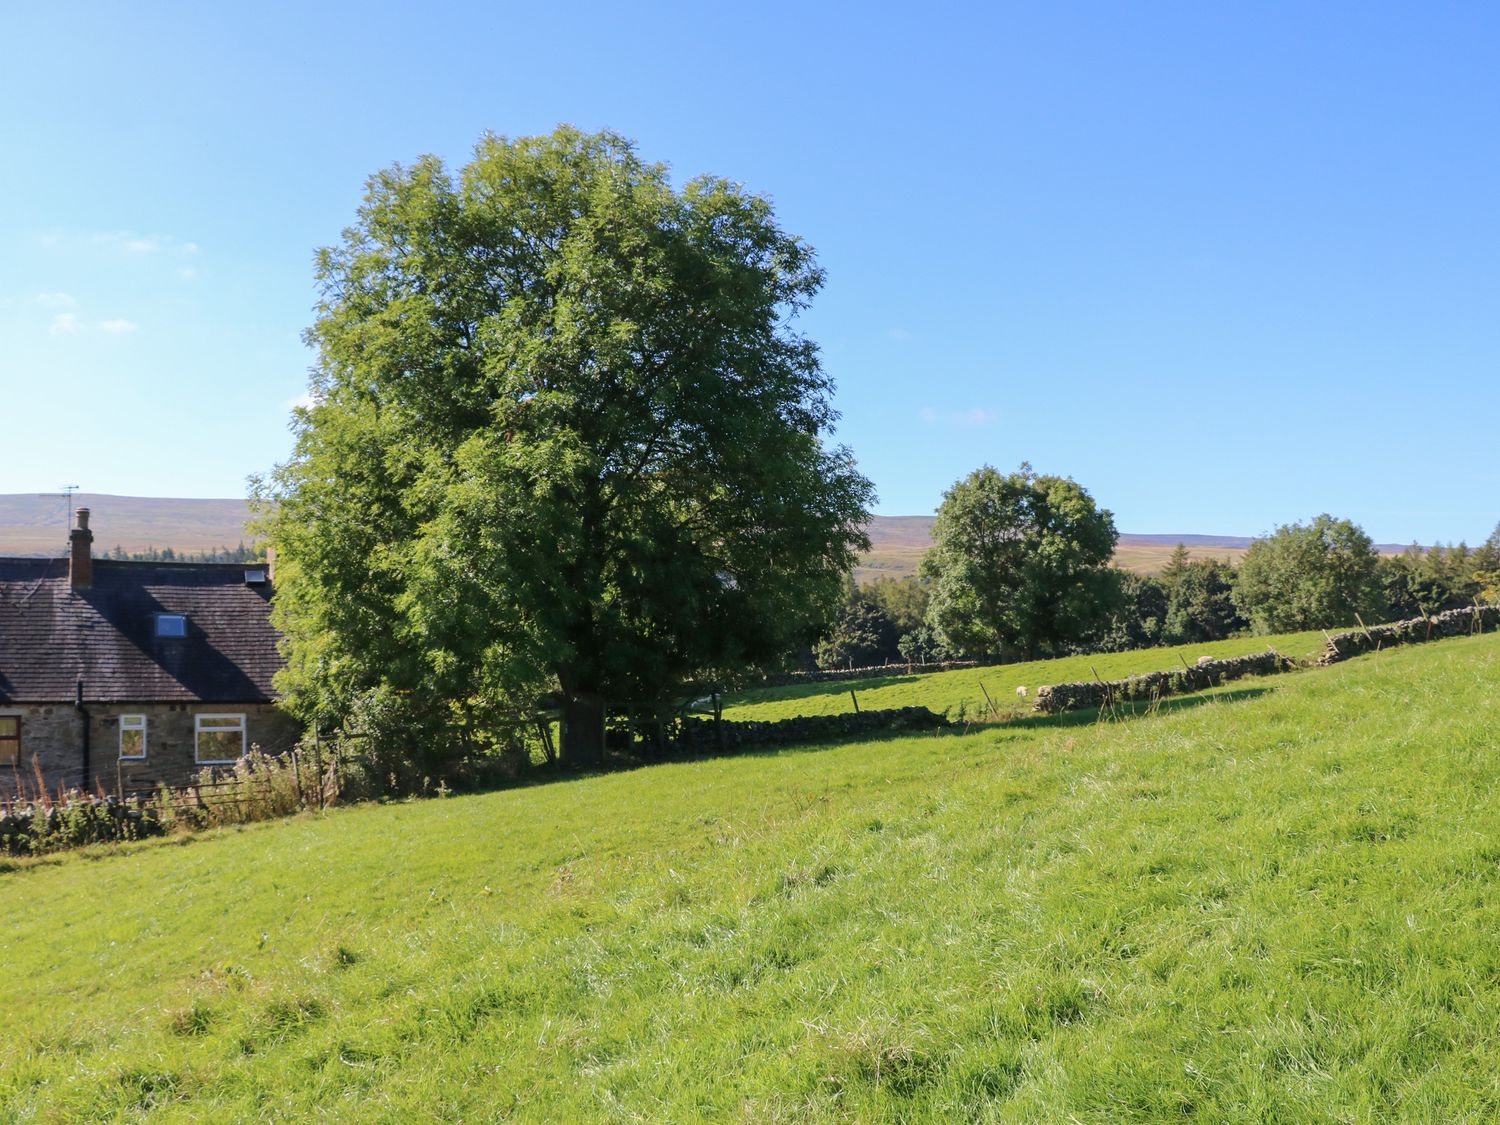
[{"xmin": 313, "ymin": 729, "xmax": 324, "ymax": 811}]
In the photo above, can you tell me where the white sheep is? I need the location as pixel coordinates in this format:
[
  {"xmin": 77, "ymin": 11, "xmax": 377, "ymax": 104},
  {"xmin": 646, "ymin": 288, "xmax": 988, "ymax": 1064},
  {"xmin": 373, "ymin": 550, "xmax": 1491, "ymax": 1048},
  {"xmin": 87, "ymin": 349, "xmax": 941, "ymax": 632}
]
[
  {"xmin": 1196, "ymin": 655, "xmax": 1214, "ymax": 667},
  {"xmin": 1015, "ymin": 685, "xmax": 1028, "ymax": 698}
]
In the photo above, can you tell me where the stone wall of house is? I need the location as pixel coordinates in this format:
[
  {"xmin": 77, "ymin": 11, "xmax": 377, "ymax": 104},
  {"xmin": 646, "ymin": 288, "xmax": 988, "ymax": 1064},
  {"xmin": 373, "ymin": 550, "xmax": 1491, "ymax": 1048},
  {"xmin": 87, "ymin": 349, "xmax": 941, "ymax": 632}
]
[
  {"xmin": 0, "ymin": 702, "xmax": 302, "ymax": 796},
  {"xmin": 0, "ymin": 704, "xmax": 86, "ymax": 797},
  {"xmin": 102, "ymin": 704, "xmax": 303, "ymax": 792}
]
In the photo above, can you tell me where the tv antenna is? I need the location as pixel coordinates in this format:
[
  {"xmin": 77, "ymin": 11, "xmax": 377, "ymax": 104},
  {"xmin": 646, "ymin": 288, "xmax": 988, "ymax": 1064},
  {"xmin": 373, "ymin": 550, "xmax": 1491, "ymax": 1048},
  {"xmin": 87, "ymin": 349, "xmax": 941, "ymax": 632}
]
[{"xmin": 32, "ymin": 486, "xmax": 79, "ymax": 557}]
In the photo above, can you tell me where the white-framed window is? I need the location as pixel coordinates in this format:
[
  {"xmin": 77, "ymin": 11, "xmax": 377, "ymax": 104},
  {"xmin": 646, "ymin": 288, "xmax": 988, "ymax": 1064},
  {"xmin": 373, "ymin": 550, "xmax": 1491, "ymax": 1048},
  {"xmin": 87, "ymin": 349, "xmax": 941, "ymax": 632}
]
[
  {"xmin": 156, "ymin": 613, "xmax": 187, "ymax": 638},
  {"xmin": 195, "ymin": 714, "xmax": 246, "ymax": 764},
  {"xmin": 119, "ymin": 714, "xmax": 147, "ymax": 760},
  {"xmin": 0, "ymin": 715, "xmax": 19, "ymax": 768}
]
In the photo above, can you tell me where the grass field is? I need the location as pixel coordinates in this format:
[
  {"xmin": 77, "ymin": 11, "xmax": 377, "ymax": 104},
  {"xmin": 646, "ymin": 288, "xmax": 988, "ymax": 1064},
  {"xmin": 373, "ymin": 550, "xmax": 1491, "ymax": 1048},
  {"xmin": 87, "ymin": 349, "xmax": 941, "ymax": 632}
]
[
  {"xmin": 721, "ymin": 629, "xmax": 1329, "ymax": 722},
  {"xmin": 4, "ymin": 633, "xmax": 1500, "ymax": 1120}
]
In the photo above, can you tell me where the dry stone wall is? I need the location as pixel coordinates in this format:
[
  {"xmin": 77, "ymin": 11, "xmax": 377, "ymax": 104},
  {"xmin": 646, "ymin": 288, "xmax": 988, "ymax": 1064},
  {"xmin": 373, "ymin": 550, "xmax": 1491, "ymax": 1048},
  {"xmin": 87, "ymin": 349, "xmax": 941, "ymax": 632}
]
[
  {"xmin": 1032, "ymin": 604, "xmax": 1499, "ymax": 717},
  {"xmin": 1315, "ymin": 605, "xmax": 1500, "ymax": 665},
  {"xmin": 756, "ymin": 661, "xmax": 981, "ymax": 688},
  {"xmin": 1033, "ymin": 651, "xmax": 1296, "ymax": 715}
]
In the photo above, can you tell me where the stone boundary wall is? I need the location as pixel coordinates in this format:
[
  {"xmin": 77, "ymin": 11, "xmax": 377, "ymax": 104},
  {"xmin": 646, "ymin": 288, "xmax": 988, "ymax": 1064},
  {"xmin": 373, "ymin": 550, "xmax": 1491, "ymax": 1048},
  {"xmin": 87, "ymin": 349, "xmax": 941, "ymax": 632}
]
[
  {"xmin": 674, "ymin": 706, "xmax": 949, "ymax": 753},
  {"xmin": 757, "ymin": 661, "xmax": 982, "ymax": 688},
  {"xmin": 1032, "ymin": 651, "xmax": 1296, "ymax": 715},
  {"xmin": 1315, "ymin": 605, "xmax": 1500, "ymax": 665},
  {"xmin": 1032, "ymin": 604, "xmax": 1500, "ymax": 717}
]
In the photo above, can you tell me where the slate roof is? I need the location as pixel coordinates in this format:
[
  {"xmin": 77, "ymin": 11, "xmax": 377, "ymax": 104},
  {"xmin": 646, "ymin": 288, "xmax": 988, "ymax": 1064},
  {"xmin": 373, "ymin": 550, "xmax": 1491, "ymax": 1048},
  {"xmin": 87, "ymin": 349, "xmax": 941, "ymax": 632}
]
[{"xmin": 0, "ymin": 558, "xmax": 284, "ymax": 703}]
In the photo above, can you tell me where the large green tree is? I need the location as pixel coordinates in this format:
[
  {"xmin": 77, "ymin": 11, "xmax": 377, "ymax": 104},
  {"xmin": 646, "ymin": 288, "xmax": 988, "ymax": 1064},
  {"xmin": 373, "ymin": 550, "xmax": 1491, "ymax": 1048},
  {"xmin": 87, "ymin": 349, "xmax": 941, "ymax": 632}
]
[
  {"xmin": 1232, "ymin": 514, "xmax": 1383, "ymax": 633},
  {"xmin": 919, "ymin": 463, "xmax": 1119, "ymax": 658},
  {"xmin": 260, "ymin": 127, "xmax": 873, "ymax": 768}
]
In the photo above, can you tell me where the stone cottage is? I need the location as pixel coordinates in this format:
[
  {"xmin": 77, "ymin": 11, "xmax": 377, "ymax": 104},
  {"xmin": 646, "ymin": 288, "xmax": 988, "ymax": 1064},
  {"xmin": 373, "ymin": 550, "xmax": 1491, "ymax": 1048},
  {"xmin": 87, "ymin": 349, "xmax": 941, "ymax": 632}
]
[{"xmin": 0, "ymin": 509, "xmax": 300, "ymax": 796}]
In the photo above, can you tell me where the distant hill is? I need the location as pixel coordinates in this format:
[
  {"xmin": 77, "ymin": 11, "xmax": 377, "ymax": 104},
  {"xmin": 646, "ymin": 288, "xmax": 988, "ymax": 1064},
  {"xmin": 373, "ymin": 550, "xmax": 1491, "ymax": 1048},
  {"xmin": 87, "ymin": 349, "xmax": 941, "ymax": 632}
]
[
  {"xmin": 0, "ymin": 494, "xmax": 256, "ymax": 557},
  {"xmin": 856, "ymin": 515, "xmax": 1413, "ymax": 581},
  {"xmin": 0, "ymin": 495, "xmax": 1412, "ymax": 576}
]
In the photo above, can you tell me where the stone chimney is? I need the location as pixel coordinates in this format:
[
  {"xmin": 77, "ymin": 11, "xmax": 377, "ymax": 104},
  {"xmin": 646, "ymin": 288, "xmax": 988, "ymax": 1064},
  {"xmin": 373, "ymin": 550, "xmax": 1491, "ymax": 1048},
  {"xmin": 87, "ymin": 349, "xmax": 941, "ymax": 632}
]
[{"xmin": 69, "ymin": 507, "xmax": 94, "ymax": 590}]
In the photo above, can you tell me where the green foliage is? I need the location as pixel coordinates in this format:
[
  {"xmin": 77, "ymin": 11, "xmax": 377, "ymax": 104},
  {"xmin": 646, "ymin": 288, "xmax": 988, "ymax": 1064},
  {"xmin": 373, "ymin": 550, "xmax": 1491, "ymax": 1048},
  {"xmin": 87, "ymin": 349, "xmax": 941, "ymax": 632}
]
[
  {"xmin": 1233, "ymin": 514, "xmax": 1384, "ymax": 633},
  {"xmin": 258, "ymin": 126, "xmax": 873, "ymax": 767},
  {"xmin": 1476, "ymin": 523, "xmax": 1500, "ymax": 605},
  {"xmin": 919, "ymin": 463, "xmax": 1119, "ymax": 658},
  {"xmin": 813, "ymin": 581, "xmax": 900, "ymax": 669},
  {"xmin": 1084, "ymin": 569, "xmax": 1166, "ymax": 652},
  {"xmin": 895, "ymin": 623, "xmax": 957, "ymax": 664},
  {"xmin": 863, "ymin": 575, "xmax": 929, "ymax": 634},
  {"xmin": 1162, "ymin": 554, "xmax": 1246, "ymax": 642},
  {"xmin": 8, "ymin": 636, "xmax": 1500, "ymax": 1119},
  {"xmin": 1379, "ymin": 541, "xmax": 1485, "ymax": 618}
]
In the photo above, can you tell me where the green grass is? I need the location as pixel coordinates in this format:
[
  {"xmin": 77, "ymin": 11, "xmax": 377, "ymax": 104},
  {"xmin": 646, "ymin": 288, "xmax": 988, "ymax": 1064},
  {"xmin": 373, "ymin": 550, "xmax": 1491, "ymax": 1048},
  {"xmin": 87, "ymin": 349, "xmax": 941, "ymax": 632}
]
[
  {"xmin": 722, "ymin": 629, "xmax": 1328, "ymax": 722},
  {"xmin": 4, "ymin": 633, "xmax": 1500, "ymax": 1120}
]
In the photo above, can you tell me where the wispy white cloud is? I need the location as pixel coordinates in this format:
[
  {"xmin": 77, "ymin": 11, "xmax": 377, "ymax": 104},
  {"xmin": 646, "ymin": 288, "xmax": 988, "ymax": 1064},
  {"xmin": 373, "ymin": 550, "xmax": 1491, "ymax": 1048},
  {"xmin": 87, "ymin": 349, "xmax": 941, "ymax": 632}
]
[
  {"xmin": 918, "ymin": 406, "xmax": 1000, "ymax": 427},
  {"xmin": 97, "ymin": 318, "xmax": 139, "ymax": 334},
  {"xmin": 36, "ymin": 229, "xmax": 200, "ymax": 257},
  {"xmin": 48, "ymin": 312, "xmax": 80, "ymax": 335},
  {"xmin": 35, "ymin": 291, "xmax": 76, "ymax": 308},
  {"xmin": 288, "ymin": 391, "xmax": 320, "ymax": 411}
]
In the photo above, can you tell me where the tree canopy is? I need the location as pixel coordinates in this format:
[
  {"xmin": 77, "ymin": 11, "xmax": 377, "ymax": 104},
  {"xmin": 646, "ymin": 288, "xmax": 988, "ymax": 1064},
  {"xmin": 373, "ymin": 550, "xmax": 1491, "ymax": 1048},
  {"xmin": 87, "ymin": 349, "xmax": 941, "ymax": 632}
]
[
  {"xmin": 260, "ymin": 127, "xmax": 873, "ymax": 768},
  {"xmin": 919, "ymin": 463, "xmax": 1118, "ymax": 658},
  {"xmin": 1232, "ymin": 514, "xmax": 1383, "ymax": 633}
]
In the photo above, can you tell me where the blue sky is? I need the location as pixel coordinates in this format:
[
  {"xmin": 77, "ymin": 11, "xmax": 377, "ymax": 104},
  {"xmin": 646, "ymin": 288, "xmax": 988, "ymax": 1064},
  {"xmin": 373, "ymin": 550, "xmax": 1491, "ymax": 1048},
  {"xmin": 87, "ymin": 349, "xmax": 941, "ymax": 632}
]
[{"xmin": 2, "ymin": 1, "xmax": 1496, "ymax": 544}]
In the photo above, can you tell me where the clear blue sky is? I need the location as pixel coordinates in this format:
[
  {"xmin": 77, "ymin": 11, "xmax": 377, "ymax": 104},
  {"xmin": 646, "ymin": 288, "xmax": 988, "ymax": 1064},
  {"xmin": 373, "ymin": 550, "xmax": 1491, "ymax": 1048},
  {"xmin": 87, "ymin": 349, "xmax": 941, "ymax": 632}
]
[{"xmin": 3, "ymin": 1, "xmax": 1496, "ymax": 544}]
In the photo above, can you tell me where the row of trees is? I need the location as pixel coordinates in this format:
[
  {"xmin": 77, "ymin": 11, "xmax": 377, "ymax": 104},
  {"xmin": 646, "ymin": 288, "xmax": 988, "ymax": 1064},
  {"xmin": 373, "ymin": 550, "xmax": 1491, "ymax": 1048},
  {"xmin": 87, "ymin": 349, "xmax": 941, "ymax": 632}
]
[
  {"xmin": 104, "ymin": 542, "xmax": 262, "ymax": 563},
  {"xmin": 814, "ymin": 470, "xmax": 1500, "ymax": 669}
]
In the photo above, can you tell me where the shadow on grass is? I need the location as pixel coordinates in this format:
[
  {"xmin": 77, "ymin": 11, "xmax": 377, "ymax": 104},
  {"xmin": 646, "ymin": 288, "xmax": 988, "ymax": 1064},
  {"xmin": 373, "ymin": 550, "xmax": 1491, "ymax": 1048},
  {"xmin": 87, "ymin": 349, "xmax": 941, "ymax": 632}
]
[
  {"xmin": 992, "ymin": 685, "xmax": 1277, "ymax": 734},
  {"xmin": 721, "ymin": 672, "xmax": 922, "ymax": 709},
  {"xmin": 557, "ymin": 684, "xmax": 1286, "ymax": 785}
]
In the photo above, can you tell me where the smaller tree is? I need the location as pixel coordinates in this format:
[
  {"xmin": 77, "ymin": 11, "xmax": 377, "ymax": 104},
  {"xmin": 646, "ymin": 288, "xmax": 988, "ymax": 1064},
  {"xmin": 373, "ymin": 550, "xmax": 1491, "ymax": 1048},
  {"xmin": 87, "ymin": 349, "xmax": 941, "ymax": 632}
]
[
  {"xmin": 1474, "ymin": 522, "xmax": 1500, "ymax": 605},
  {"xmin": 1164, "ymin": 557, "xmax": 1245, "ymax": 643},
  {"xmin": 1233, "ymin": 514, "xmax": 1383, "ymax": 633},
  {"xmin": 814, "ymin": 581, "xmax": 901, "ymax": 669},
  {"xmin": 920, "ymin": 463, "xmax": 1119, "ymax": 658},
  {"xmin": 864, "ymin": 575, "xmax": 930, "ymax": 635},
  {"xmin": 1083, "ymin": 569, "xmax": 1164, "ymax": 652},
  {"xmin": 896, "ymin": 623, "xmax": 957, "ymax": 664}
]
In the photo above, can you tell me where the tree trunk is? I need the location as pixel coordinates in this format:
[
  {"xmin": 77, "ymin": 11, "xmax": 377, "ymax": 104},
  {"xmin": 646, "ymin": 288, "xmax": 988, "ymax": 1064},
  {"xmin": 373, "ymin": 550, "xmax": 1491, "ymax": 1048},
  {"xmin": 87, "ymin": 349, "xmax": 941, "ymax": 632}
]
[{"xmin": 559, "ymin": 692, "xmax": 606, "ymax": 769}]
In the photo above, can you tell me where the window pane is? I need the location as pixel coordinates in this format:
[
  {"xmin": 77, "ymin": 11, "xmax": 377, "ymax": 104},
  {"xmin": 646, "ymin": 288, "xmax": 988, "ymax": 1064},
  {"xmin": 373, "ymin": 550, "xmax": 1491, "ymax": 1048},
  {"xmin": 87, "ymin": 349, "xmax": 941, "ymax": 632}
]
[
  {"xmin": 120, "ymin": 728, "xmax": 144, "ymax": 758},
  {"xmin": 199, "ymin": 716, "xmax": 243, "ymax": 729},
  {"xmin": 156, "ymin": 615, "xmax": 186, "ymax": 637},
  {"xmin": 197, "ymin": 729, "xmax": 244, "ymax": 762},
  {"xmin": 0, "ymin": 717, "xmax": 18, "ymax": 766}
]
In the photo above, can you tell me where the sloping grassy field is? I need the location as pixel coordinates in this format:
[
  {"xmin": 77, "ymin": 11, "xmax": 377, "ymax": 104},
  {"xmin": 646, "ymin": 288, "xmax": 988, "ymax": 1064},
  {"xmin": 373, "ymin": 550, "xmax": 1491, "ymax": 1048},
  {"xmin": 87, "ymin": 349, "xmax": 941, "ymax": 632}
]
[
  {"xmin": 4, "ymin": 634, "xmax": 1500, "ymax": 1120},
  {"xmin": 722, "ymin": 630, "xmax": 1327, "ymax": 722}
]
